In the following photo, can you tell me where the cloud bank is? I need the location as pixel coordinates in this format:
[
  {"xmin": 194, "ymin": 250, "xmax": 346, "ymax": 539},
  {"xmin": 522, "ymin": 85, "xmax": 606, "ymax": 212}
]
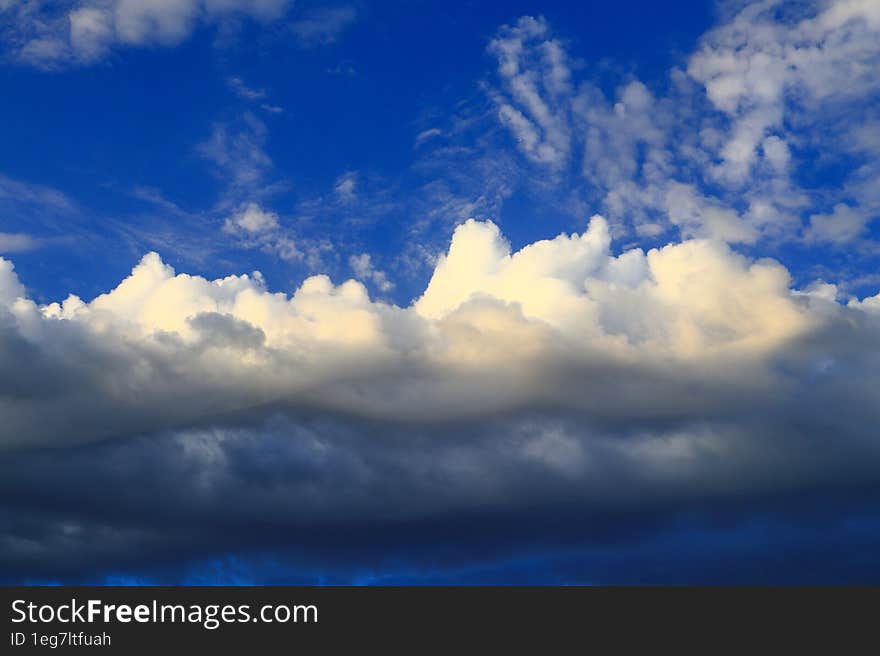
[
  {"xmin": 0, "ymin": 215, "xmax": 847, "ymax": 446},
  {"xmin": 2, "ymin": 214, "xmax": 880, "ymax": 579}
]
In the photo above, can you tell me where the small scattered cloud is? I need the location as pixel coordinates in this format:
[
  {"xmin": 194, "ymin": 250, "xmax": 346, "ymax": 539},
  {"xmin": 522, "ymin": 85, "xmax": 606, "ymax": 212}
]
[
  {"xmin": 290, "ymin": 5, "xmax": 357, "ymax": 48},
  {"xmin": 2, "ymin": 0, "xmax": 294, "ymax": 69},
  {"xmin": 228, "ymin": 76, "xmax": 267, "ymax": 101},
  {"xmin": 223, "ymin": 202, "xmax": 280, "ymax": 235},
  {"xmin": 0, "ymin": 232, "xmax": 41, "ymax": 253},
  {"xmin": 228, "ymin": 76, "xmax": 284, "ymax": 114},
  {"xmin": 266, "ymin": 234, "xmax": 304, "ymax": 262},
  {"xmin": 221, "ymin": 201, "xmax": 302, "ymax": 261},
  {"xmin": 197, "ymin": 113, "xmax": 272, "ymax": 193},
  {"xmin": 414, "ymin": 128, "xmax": 444, "ymax": 148},
  {"xmin": 326, "ymin": 62, "xmax": 357, "ymax": 76},
  {"xmin": 349, "ymin": 253, "xmax": 393, "ymax": 292},
  {"xmin": 333, "ymin": 171, "xmax": 358, "ymax": 202},
  {"xmin": 806, "ymin": 203, "xmax": 875, "ymax": 245},
  {"xmin": 218, "ymin": 201, "xmax": 337, "ymax": 266}
]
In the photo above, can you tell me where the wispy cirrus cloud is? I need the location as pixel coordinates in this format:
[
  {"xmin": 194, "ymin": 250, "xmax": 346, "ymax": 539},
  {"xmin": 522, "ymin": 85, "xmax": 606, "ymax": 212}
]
[
  {"xmin": 0, "ymin": 232, "xmax": 40, "ymax": 253},
  {"xmin": 197, "ymin": 112, "xmax": 274, "ymax": 194},
  {"xmin": 227, "ymin": 75, "xmax": 285, "ymax": 114},
  {"xmin": 227, "ymin": 75, "xmax": 267, "ymax": 101},
  {"xmin": 0, "ymin": 174, "xmax": 81, "ymax": 247}
]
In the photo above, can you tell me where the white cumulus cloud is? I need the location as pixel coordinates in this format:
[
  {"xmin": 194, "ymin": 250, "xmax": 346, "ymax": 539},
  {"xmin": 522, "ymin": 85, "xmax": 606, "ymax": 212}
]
[{"xmin": 0, "ymin": 215, "xmax": 877, "ymax": 452}]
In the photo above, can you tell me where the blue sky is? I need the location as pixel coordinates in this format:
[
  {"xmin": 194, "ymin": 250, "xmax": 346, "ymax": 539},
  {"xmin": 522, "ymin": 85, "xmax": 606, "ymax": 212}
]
[
  {"xmin": 1, "ymin": 1, "xmax": 722, "ymax": 305},
  {"xmin": 1, "ymin": 0, "xmax": 880, "ymax": 584}
]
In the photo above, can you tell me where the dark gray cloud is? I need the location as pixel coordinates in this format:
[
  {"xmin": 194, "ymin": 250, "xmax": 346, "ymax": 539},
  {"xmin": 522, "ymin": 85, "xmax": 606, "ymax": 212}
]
[{"xmin": 3, "ymin": 405, "xmax": 880, "ymax": 582}]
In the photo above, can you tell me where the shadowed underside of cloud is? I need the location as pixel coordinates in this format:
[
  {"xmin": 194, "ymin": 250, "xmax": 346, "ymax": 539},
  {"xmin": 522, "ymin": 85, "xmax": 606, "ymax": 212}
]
[{"xmin": 1, "ymin": 215, "xmax": 880, "ymax": 581}]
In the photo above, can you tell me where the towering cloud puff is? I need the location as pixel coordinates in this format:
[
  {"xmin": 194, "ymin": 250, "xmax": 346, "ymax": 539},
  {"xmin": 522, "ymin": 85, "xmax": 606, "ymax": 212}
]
[{"xmin": 416, "ymin": 216, "xmax": 808, "ymax": 357}]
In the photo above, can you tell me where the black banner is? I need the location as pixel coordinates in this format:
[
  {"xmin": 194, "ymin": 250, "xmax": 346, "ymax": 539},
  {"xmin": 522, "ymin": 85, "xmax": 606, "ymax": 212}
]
[{"xmin": 1, "ymin": 586, "xmax": 877, "ymax": 652}]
